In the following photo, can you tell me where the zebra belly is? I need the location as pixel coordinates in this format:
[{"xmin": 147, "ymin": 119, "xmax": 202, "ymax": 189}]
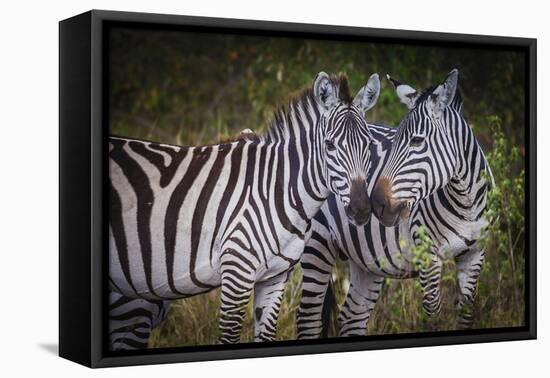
[
  {"xmin": 109, "ymin": 191, "xmax": 226, "ymax": 300},
  {"xmin": 255, "ymin": 233, "xmax": 307, "ymax": 282},
  {"xmin": 109, "ymin": 229, "xmax": 221, "ymax": 300}
]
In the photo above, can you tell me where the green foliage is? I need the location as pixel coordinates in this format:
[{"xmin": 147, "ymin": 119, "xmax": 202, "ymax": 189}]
[
  {"xmin": 483, "ymin": 116, "xmax": 525, "ymax": 247},
  {"xmin": 411, "ymin": 227, "xmax": 433, "ymax": 271},
  {"xmin": 110, "ymin": 28, "xmax": 526, "ymax": 346},
  {"xmin": 477, "ymin": 115, "xmax": 526, "ymax": 325},
  {"xmin": 109, "ymin": 27, "xmax": 526, "ymax": 148}
]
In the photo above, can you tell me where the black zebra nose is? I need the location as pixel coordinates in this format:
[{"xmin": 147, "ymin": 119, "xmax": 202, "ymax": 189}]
[{"xmin": 345, "ymin": 179, "xmax": 371, "ymax": 226}]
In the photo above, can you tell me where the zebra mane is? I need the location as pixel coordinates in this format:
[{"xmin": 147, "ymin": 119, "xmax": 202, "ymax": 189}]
[
  {"xmin": 413, "ymin": 85, "xmax": 437, "ymax": 106},
  {"xmin": 413, "ymin": 85, "xmax": 464, "ymax": 112},
  {"xmin": 262, "ymin": 74, "xmax": 351, "ymax": 142}
]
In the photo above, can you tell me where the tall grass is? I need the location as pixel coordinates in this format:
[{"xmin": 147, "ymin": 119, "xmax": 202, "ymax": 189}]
[{"xmin": 149, "ymin": 267, "xmax": 304, "ymax": 347}]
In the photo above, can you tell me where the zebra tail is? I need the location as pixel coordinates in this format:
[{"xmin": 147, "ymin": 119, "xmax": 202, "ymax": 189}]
[{"xmin": 320, "ymin": 279, "xmax": 338, "ymax": 338}]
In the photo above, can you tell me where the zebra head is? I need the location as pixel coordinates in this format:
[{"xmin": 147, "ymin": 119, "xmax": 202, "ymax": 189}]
[
  {"xmin": 372, "ymin": 69, "xmax": 462, "ymax": 226},
  {"xmin": 313, "ymin": 72, "xmax": 380, "ymax": 226}
]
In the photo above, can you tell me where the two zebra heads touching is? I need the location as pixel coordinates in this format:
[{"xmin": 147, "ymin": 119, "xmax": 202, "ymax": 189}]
[{"xmin": 109, "ymin": 68, "xmax": 492, "ymax": 349}]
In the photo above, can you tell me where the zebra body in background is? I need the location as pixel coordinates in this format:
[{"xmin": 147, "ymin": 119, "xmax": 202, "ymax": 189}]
[
  {"xmin": 109, "ymin": 72, "xmax": 382, "ymax": 348},
  {"xmin": 109, "ymin": 292, "xmax": 171, "ymax": 350},
  {"xmin": 297, "ymin": 70, "xmax": 492, "ymax": 338}
]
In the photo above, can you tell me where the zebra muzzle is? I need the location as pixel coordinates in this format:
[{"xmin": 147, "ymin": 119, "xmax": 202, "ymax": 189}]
[
  {"xmin": 372, "ymin": 177, "xmax": 408, "ymax": 227},
  {"xmin": 345, "ymin": 179, "xmax": 372, "ymax": 226}
]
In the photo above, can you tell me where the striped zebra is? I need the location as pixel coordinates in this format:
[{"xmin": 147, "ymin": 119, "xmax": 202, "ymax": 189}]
[
  {"xmin": 108, "ymin": 130, "xmax": 262, "ymax": 350},
  {"xmin": 109, "ymin": 292, "xmax": 171, "ymax": 350},
  {"xmin": 109, "ymin": 72, "xmax": 382, "ymax": 348},
  {"xmin": 297, "ymin": 69, "xmax": 492, "ymax": 338}
]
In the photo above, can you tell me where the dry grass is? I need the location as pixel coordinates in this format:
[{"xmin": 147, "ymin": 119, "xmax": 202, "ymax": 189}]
[{"xmin": 149, "ymin": 268, "xmax": 304, "ymax": 347}]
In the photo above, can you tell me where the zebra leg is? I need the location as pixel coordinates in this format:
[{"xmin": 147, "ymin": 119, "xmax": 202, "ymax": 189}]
[
  {"xmin": 218, "ymin": 249, "xmax": 257, "ymax": 344},
  {"xmin": 109, "ymin": 291, "xmax": 171, "ymax": 350},
  {"xmin": 419, "ymin": 253, "xmax": 443, "ymax": 316},
  {"xmin": 152, "ymin": 300, "xmax": 172, "ymax": 328},
  {"xmin": 253, "ymin": 270, "xmax": 291, "ymax": 342},
  {"xmin": 338, "ymin": 262, "xmax": 384, "ymax": 337},
  {"xmin": 296, "ymin": 229, "xmax": 337, "ymax": 339},
  {"xmin": 455, "ymin": 248, "xmax": 485, "ymax": 329}
]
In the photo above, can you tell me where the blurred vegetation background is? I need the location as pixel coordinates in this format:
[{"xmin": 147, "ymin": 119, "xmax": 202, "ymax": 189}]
[{"xmin": 109, "ymin": 26, "xmax": 526, "ymax": 347}]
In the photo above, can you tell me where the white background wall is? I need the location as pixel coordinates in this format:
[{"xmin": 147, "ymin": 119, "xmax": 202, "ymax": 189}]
[{"xmin": 0, "ymin": 0, "xmax": 546, "ymax": 375}]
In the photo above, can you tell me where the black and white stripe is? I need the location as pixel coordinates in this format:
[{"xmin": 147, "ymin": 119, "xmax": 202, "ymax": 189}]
[
  {"xmin": 297, "ymin": 69, "xmax": 492, "ymax": 338},
  {"xmin": 109, "ymin": 72, "xmax": 381, "ymax": 348},
  {"xmin": 109, "ymin": 292, "xmax": 171, "ymax": 350}
]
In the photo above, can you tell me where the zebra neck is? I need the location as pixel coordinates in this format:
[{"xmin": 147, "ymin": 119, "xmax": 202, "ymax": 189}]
[
  {"xmin": 261, "ymin": 95, "xmax": 332, "ymax": 221},
  {"xmin": 446, "ymin": 129, "xmax": 490, "ymax": 222},
  {"xmin": 263, "ymin": 133, "xmax": 331, "ymax": 225}
]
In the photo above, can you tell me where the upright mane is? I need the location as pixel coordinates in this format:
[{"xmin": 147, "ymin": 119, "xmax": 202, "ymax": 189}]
[
  {"xmin": 413, "ymin": 85, "xmax": 437, "ymax": 106},
  {"xmin": 262, "ymin": 74, "xmax": 351, "ymax": 142},
  {"xmin": 393, "ymin": 85, "xmax": 465, "ymax": 139},
  {"xmin": 413, "ymin": 85, "xmax": 464, "ymax": 112}
]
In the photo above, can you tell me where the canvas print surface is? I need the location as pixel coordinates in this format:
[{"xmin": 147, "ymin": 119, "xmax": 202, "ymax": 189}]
[{"xmin": 107, "ymin": 25, "xmax": 527, "ymax": 351}]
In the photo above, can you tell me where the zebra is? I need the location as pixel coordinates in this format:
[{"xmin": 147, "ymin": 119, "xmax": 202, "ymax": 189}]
[
  {"xmin": 297, "ymin": 69, "xmax": 492, "ymax": 338},
  {"xmin": 109, "ymin": 292, "xmax": 171, "ymax": 350},
  {"xmin": 109, "ymin": 71, "xmax": 382, "ymax": 348},
  {"xmin": 108, "ymin": 130, "xmax": 264, "ymax": 351},
  {"xmin": 108, "ymin": 130, "xmax": 261, "ymax": 351}
]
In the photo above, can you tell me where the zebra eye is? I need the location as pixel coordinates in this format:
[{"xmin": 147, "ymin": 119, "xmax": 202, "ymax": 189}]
[
  {"xmin": 410, "ymin": 136, "xmax": 424, "ymax": 147},
  {"xmin": 325, "ymin": 140, "xmax": 336, "ymax": 151}
]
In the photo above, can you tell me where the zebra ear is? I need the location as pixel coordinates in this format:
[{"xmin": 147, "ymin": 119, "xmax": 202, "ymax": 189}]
[
  {"xmin": 353, "ymin": 73, "xmax": 380, "ymax": 112},
  {"xmin": 313, "ymin": 72, "xmax": 338, "ymax": 110},
  {"xmin": 428, "ymin": 69, "xmax": 459, "ymax": 117},
  {"xmin": 387, "ymin": 74, "xmax": 419, "ymax": 110}
]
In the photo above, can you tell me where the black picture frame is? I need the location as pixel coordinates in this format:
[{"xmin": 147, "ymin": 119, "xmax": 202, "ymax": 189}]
[{"xmin": 59, "ymin": 9, "xmax": 537, "ymax": 368}]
